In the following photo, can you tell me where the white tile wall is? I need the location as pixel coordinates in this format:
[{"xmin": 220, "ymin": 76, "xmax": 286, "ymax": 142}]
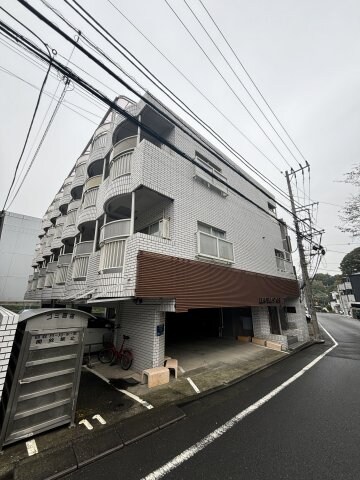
[{"xmin": 0, "ymin": 307, "xmax": 19, "ymax": 400}]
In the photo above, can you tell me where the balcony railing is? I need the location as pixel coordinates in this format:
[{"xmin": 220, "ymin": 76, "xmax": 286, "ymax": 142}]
[
  {"xmin": 74, "ymin": 241, "xmax": 93, "ymax": 255},
  {"xmin": 99, "ymin": 239, "xmax": 125, "ymax": 273},
  {"xmin": 55, "ymin": 265, "xmax": 69, "ymax": 285},
  {"xmin": 44, "ymin": 271, "xmax": 56, "ymax": 288},
  {"xmin": 82, "ymin": 187, "xmax": 98, "ymax": 209},
  {"xmin": 110, "ymin": 151, "xmax": 132, "ymax": 180},
  {"xmin": 58, "ymin": 253, "xmax": 72, "ymax": 265},
  {"xmin": 197, "ymin": 231, "xmax": 234, "ymax": 263},
  {"xmin": 100, "ymin": 219, "xmax": 131, "ymax": 243},
  {"xmin": 46, "ymin": 261, "xmax": 58, "ymax": 273},
  {"xmin": 84, "ymin": 175, "xmax": 102, "ymax": 192},
  {"xmin": 112, "ymin": 135, "xmax": 137, "ymax": 158},
  {"xmin": 194, "ymin": 164, "xmax": 228, "ymax": 197},
  {"xmin": 72, "ymin": 256, "xmax": 89, "ymax": 280}
]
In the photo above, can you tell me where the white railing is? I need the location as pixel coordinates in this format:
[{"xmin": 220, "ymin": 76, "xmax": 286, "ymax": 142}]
[
  {"xmin": 197, "ymin": 231, "xmax": 234, "ymax": 262},
  {"xmin": 46, "ymin": 261, "xmax": 58, "ymax": 273},
  {"xmin": 44, "ymin": 272, "xmax": 55, "ymax": 288},
  {"xmin": 100, "ymin": 219, "xmax": 131, "ymax": 243},
  {"xmin": 112, "ymin": 135, "xmax": 137, "ymax": 158},
  {"xmin": 65, "ymin": 209, "xmax": 77, "ymax": 227},
  {"xmin": 75, "ymin": 241, "xmax": 93, "ymax": 255},
  {"xmin": 72, "ymin": 256, "xmax": 89, "ymax": 280},
  {"xmin": 110, "ymin": 151, "xmax": 132, "ymax": 180},
  {"xmin": 58, "ymin": 253, "xmax": 72, "ymax": 265},
  {"xmin": 84, "ymin": 175, "xmax": 102, "ymax": 192},
  {"xmin": 99, "ymin": 239, "xmax": 126, "ymax": 272},
  {"xmin": 82, "ymin": 188, "xmax": 98, "ymax": 208},
  {"xmin": 55, "ymin": 265, "xmax": 69, "ymax": 284}
]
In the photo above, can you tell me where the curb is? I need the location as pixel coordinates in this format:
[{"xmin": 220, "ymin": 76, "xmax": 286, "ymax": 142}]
[
  {"xmin": 11, "ymin": 405, "xmax": 186, "ymax": 480},
  {"xmin": 6, "ymin": 340, "xmax": 318, "ymax": 480}
]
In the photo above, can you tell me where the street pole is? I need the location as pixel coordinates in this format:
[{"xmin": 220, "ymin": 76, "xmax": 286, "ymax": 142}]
[{"xmin": 285, "ymin": 170, "xmax": 322, "ymax": 341}]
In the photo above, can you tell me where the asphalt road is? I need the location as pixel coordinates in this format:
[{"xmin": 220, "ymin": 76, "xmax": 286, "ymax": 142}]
[{"xmin": 64, "ymin": 313, "xmax": 360, "ymax": 480}]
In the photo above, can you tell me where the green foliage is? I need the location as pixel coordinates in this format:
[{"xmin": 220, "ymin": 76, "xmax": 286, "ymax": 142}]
[
  {"xmin": 340, "ymin": 247, "xmax": 360, "ymax": 276},
  {"xmin": 338, "ymin": 164, "xmax": 360, "ymax": 236},
  {"xmin": 311, "ymin": 273, "xmax": 342, "ymax": 307}
]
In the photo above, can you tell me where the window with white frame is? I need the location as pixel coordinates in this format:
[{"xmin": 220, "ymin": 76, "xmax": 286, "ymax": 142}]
[
  {"xmin": 139, "ymin": 218, "xmax": 170, "ymax": 239},
  {"xmin": 275, "ymin": 249, "xmax": 285, "ymax": 271},
  {"xmin": 197, "ymin": 222, "xmax": 234, "ymax": 262}
]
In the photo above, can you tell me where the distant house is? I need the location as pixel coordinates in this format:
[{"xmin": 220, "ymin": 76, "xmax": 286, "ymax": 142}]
[{"xmin": 0, "ymin": 211, "xmax": 41, "ymax": 305}]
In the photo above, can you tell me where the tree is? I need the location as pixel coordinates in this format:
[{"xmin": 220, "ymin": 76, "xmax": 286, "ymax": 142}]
[
  {"xmin": 311, "ymin": 279, "xmax": 331, "ymax": 307},
  {"xmin": 338, "ymin": 165, "xmax": 360, "ymax": 236},
  {"xmin": 340, "ymin": 247, "xmax": 360, "ymax": 276}
]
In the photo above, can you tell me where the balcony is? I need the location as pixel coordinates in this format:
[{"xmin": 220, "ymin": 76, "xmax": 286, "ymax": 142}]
[
  {"xmin": 77, "ymin": 176, "xmax": 102, "ymax": 227},
  {"xmin": 36, "ymin": 268, "xmax": 47, "ymax": 289},
  {"xmin": 74, "ymin": 241, "xmax": 93, "ymax": 255},
  {"xmin": 112, "ymin": 135, "xmax": 137, "ymax": 158},
  {"xmin": 58, "ymin": 253, "xmax": 72, "ymax": 265},
  {"xmin": 194, "ymin": 163, "xmax": 228, "ymax": 197},
  {"xmin": 197, "ymin": 231, "xmax": 234, "ymax": 263},
  {"xmin": 100, "ymin": 219, "xmax": 131, "ymax": 244},
  {"xmin": 59, "ymin": 176, "xmax": 74, "ymax": 213},
  {"xmin": 44, "ymin": 261, "xmax": 57, "ymax": 288},
  {"xmin": 31, "ymin": 272, "xmax": 39, "ymax": 290},
  {"xmin": 88, "ymin": 122, "xmax": 113, "ymax": 171},
  {"xmin": 61, "ymin": 200, "xmax": 81, "ymax": 240},
  {"xmin": 43, "ymin": 227, "xmax": 55, "ymax": 257},
  {"xmin": 70, "ymin": 158, "xmax": 88, "ymax": 200},
  {"xmin": 51, "ymin": 216, "xmax": 66, "ymax": 251}
]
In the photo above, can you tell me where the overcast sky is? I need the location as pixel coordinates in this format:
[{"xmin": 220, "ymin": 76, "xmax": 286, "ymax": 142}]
[{"xmin": 1, "ymin": 0, "xmax": 359, "ymax": 276}]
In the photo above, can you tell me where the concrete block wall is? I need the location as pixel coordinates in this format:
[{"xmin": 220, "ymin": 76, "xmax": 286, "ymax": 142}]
[
  {"xmin": 251, "ymin": 306, "xmax": 288, "ymax": 349},
  {"xmin": 115, "ymin": 300, "xmax": 167, "ymax": 372},
  {"xmin": 283, "ymin": 298, "xmax": 310, "ymax": 342},
  {"xmin": 0, "ymin": 307, "xmax": 19, "ymax": 401}
]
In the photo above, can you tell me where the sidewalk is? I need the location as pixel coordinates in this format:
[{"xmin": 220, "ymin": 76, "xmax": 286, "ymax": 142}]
[{"xmin": 0, "ymin": 340, "xmax": 312, "ymax": 480}]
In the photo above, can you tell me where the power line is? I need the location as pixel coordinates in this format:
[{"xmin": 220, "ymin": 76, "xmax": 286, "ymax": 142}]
[
  {"xmin": 164, "ymin": 0, "xmax": 294, "ymax": 170},
  {"xmin": 54, "ymin": 0, "xmax": 320, "ymax": 227},
  {"xmin": 104, "ymin": 0, "xmax": 287, "ymax": 175},
  {"xmin": 1, "ymin": 52, "xmax": 52, "ymax": 210},
  {"xmin": 197, "ymin": 0, "xmax": 310, "ymax": 167},
  {"xmin": 0, "ymin": 15, "xmax": 320, "ymax": 248},
  {"xmin": 183, "ymin": 0, "xmax": 302, "ymax": 168},
  {"xmin": 7, "ymin": 79, "xmax": 70, "ymax": 208}
]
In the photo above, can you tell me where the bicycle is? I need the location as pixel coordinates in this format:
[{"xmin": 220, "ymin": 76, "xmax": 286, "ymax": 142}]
[{"xmin": 98, "ymin": 334, "xmax": 133, "ymax": 370}]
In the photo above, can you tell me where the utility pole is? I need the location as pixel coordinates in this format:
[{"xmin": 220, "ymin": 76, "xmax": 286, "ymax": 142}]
[{"xmin": 285, "ymin": 169, "xmax": 322, "ymax": 341}]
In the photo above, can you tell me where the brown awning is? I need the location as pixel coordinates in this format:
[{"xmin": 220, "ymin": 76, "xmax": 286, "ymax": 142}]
[{"xmin": 136, "ymin": 251, "xmax": 299, "ymax": 312}]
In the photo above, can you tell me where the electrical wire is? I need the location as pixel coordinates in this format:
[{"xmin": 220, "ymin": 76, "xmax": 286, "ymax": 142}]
[
  {"xmin": 7, "ymin": 79, "xmax": 70, "ymax": 208},
  {"xmin": 164, "ymin": 0, "xmax": 293, "ymax": 169},
  {"xmin": 183, "ymin": 0, "xmax": 302, "ymax": 168},
  {"xmin": 0, "ymin": 16, "xmax": 320, "ymax": 247},
  {"xmin": 197, "ymin": 0, "xmax": 310, "ymax": 166},
  {"xmin": 1, "ymin": 51, "xmax": 52, "ymax": 210}
]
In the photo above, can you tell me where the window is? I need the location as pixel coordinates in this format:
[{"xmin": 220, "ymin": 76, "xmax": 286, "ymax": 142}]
[
  {"xmin": 275, "ymin": 249, "xmax": 285, "ymax": 271},
  {"xmin": 286, "ymin": 306, "xmax": 297, "ymax": 313},
  {"xmin": 268, "ymin": 202, "xmax": 276, "ymax": 214},
  {"xmin": 195, "ymin": 152, "xmax": 222, "ymax": 173},
  {"xmin": 197, "ymin": 222, "xmax": 234, "ymax": 262},
  {"xmin": 139, "ymin": 219, "xmax": 170, "ymax": 239}
]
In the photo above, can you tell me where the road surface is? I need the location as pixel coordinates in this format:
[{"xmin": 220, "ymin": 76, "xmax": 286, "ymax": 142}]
[{"xmin": 64, "ymin": 313, "xmax": 360, "ymax": 479}]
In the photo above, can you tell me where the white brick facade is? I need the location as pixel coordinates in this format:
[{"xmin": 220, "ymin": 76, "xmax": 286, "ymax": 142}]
[
  {"xmin": 23, "ymin": 94, "xmax": 308, "ymax": 372},
  {"xmin": 0, "ymin": 307, "xmax": 19, "ymax": 400}
]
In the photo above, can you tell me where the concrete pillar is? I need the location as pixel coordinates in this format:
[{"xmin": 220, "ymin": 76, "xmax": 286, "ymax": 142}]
[{"xmin": 130, "ymin": 191, "xmax": 135, "ymax": 235}]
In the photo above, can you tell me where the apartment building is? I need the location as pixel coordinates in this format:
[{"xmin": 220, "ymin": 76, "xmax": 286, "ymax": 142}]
[{"xmin": 24, "ymin": 94, "xmax": 309, "ymax": 372}]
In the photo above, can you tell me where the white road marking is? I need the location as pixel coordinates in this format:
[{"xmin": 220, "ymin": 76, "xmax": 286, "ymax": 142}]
[
  {"xmin": 142, "ymin": 326, "xmax": 338, "ymax": 480},
  {"xmin": 186, "ymin": 377, "xmax": 200, "ymax": 394},
  {"xmin": 84, "ymin": 366, "xmax": 154, "ymax": 410},
  {"xmin": 92, "ymin": 414, "xmax": 107, "ymax": 425},
  {"xmin": 25, "ymin": 439, "xmax": 38, "ymax": 456},
  {"xmin": 79, "ymin": 419, "xmax": 93, "ymax": 430}
]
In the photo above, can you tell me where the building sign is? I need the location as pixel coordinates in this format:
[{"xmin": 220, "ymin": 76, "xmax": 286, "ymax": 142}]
[{"xmin": 259, "ymin": 297, "xmax": 281, "ymax": 305}]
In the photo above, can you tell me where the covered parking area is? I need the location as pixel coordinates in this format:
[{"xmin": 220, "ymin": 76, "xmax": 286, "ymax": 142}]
[{"xmin": 165, "ymin": 307, "xmax": 254, "ymax": 372}]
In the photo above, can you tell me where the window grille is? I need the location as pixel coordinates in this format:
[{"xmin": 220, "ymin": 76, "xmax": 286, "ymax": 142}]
[
  {"xmin": 99, "ymin": 240, "xmax": 125, "ymax": 271},
  {"xmin": 72, "ymin": 256, "xmax": 89, "ymax": 279}
]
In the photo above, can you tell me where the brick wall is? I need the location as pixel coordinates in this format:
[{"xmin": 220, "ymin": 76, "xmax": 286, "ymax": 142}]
[{"xmin": 0, "ymin": 307, "xmax": 18, "ymax": 400}]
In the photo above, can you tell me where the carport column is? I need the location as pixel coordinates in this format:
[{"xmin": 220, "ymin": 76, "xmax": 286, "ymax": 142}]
[
  {"xmin": 251, "ymin": 306, "xmax": 271, "ymax": 337},
  {"xmin": 130, "ymin": 191, "xmax": 135, "ymax": 235}
]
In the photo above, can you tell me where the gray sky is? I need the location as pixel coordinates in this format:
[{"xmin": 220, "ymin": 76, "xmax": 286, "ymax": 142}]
[{"xmin": 1, "ymin": 0, "xmax": 360, "ymax": 277}]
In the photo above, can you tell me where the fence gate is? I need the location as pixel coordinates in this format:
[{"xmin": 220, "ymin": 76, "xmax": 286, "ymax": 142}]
[{"xmin": 0, "ymin": 308, "xmax": 93, "ymax": 449}]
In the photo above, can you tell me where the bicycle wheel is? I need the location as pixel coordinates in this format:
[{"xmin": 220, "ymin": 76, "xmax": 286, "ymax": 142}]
[
  {"xmin": 120, "ymin": 350, "xmax": 133, "ymax": 370},
  {"xmin": 98, "ymin": 348, "xmax": 115, "ymax": 364}
]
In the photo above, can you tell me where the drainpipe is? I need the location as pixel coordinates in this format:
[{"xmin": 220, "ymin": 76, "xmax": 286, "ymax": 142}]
[
  {"xmin": 93, "ymin": 219, "xmax": 98, "ymax": 253},
  {"xmin": 130, "ymin": 191, "xmax": 135, "ymax": 235},
  {"xmin": 137, "ymin": 115, "xmax": 141, "ymax": 145}
]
